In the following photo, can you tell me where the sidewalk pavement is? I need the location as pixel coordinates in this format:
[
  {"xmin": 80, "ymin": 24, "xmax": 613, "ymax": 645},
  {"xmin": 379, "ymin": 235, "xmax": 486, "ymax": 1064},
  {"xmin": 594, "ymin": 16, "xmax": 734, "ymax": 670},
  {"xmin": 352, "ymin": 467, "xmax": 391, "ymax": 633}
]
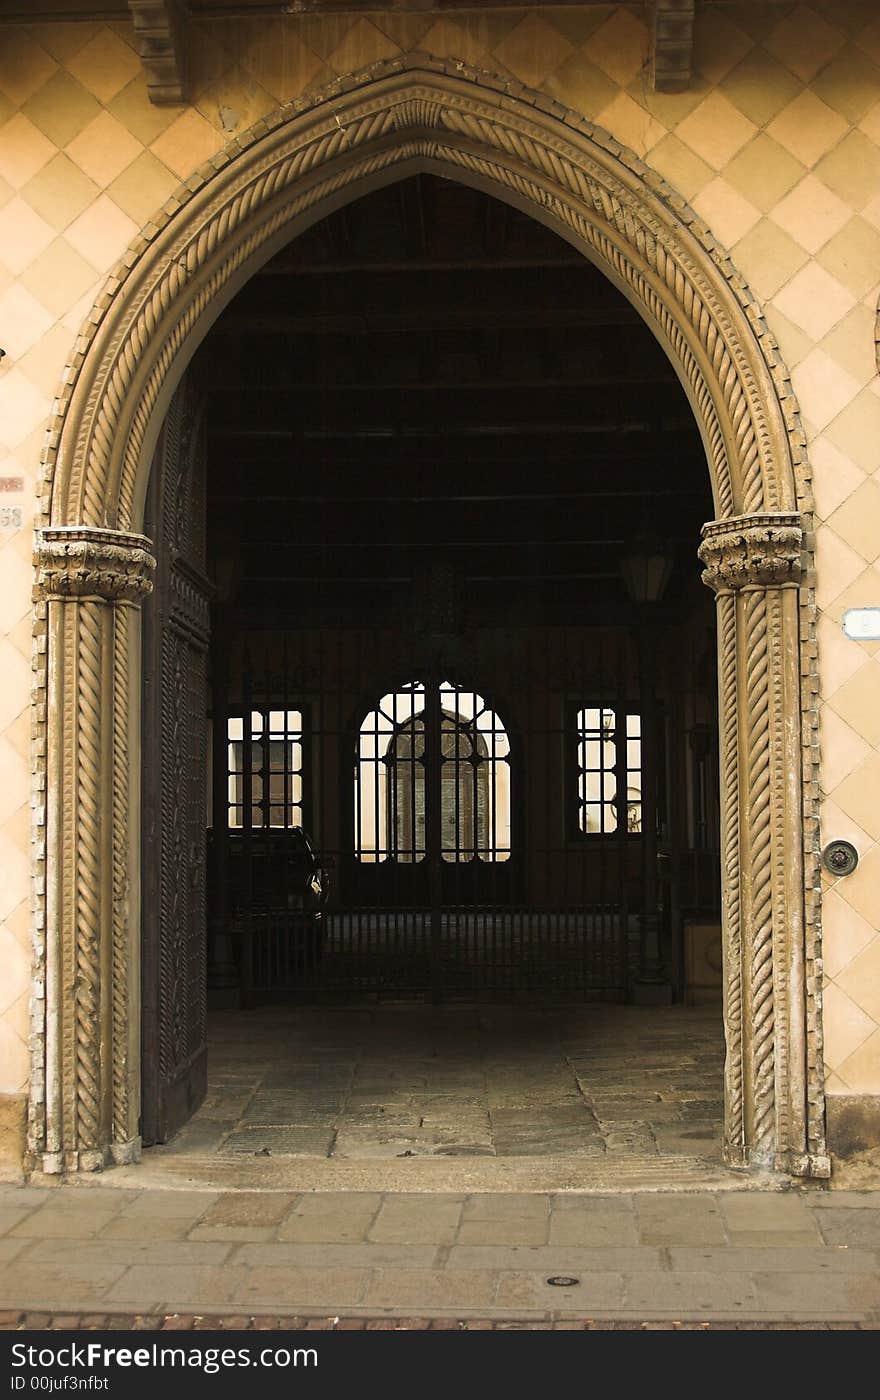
[{"xmin": 1, "ymin": 1182, "xmax": 879, "ymax": 1328}]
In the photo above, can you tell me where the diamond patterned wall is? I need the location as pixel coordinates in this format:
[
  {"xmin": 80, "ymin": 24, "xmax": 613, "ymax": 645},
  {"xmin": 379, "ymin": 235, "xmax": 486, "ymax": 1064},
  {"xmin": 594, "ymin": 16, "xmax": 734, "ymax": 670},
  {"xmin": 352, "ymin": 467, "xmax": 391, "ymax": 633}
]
[{"xmin": 0, "ymin": 2, "xmax": 879, "ymax": 1101}]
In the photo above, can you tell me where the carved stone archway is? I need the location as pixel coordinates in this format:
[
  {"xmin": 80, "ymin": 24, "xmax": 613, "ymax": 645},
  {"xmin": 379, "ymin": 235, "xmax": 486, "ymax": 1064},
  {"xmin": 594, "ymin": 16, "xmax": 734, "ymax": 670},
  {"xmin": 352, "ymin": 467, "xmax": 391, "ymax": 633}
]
[{"xmin": 31, "ymin": 56, "xmax": 827, "ymax": 1177}]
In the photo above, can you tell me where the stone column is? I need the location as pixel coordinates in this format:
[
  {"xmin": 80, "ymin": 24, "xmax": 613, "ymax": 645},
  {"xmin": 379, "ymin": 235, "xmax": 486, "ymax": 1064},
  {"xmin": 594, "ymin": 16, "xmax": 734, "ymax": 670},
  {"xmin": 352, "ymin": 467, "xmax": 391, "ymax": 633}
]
[
  {"xmin": 699, "ymin": 513, "xmax": 824, "ymax": 1174},
  {"xmin": 35, "ymin": 527, "xmax": 155, "ymax": 1173}
]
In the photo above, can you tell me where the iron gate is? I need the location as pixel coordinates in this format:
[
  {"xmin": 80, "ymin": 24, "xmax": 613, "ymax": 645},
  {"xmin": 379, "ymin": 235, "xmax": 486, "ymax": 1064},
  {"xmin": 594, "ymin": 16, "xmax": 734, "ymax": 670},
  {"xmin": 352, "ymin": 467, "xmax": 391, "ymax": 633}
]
[{"xmin": 207, "ymin": 623, "xmax": 719, "ymax": 1004}]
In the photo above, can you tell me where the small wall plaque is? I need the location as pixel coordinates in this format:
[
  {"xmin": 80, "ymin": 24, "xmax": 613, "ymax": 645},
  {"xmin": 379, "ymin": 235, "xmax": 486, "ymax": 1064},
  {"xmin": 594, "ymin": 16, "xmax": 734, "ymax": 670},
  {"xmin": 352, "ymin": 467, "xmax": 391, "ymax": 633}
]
[{"xmin": 843, "ymin": 608, "xmax": 880, "ymax": 640}]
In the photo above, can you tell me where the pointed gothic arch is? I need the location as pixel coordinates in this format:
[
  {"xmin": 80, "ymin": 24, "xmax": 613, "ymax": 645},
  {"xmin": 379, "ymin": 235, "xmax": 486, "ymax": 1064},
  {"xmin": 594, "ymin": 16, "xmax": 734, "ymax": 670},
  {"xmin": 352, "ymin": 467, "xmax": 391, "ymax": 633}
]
[{"xmin": 31, "ymin": 56, "xmax": 826, "ymax": 1177}]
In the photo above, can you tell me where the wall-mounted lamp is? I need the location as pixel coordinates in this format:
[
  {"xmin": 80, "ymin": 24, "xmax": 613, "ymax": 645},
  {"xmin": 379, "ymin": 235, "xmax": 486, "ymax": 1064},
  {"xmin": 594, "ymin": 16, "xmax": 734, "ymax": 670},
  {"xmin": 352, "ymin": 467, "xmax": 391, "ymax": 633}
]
[{"xmin": 619, "ymin": 534, "xmax": 675, "ymax": 604}]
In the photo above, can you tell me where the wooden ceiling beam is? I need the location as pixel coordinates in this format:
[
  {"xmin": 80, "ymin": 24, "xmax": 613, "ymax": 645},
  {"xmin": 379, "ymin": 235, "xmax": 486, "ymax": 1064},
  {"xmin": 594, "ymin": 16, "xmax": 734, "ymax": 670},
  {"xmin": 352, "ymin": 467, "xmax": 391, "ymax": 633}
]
[{"xmin": 127, "ymin": 0, "xmax": 186, "ymax": 104}]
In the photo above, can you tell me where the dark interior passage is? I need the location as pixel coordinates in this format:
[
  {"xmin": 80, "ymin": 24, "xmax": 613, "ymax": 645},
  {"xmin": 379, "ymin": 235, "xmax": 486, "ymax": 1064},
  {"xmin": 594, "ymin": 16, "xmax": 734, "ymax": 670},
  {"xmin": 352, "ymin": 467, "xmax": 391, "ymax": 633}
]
[{"xmin": 141, "ymin": 175, "xmax": 722, "ymax": 1144}]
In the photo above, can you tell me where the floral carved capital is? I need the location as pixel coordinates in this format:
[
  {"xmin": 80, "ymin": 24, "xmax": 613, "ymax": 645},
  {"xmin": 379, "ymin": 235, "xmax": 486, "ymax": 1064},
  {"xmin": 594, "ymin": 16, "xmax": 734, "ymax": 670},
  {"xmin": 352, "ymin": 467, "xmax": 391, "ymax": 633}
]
[
  {"xmin": 35, "ymin": 527, "xmax": 156, "ymax": 603},
  {"xmin": 698, "ymin": 513, "xmax": 803, "ymax": 592}
]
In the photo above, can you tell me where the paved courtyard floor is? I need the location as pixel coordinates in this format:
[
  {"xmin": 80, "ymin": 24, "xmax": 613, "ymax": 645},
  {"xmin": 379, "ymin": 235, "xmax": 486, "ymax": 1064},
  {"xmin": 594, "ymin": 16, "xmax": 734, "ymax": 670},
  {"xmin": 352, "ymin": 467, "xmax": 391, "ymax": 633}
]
[{"xmin": 135, "ymin": 1002, "xmax": 726, "ymax": 1190}]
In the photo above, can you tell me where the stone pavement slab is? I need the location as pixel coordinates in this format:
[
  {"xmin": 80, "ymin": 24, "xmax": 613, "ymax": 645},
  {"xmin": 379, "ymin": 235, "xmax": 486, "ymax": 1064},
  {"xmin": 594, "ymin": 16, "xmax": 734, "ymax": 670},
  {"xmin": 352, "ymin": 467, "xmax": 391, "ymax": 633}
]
[{"xmin": 1, "ymin": 1183, "xmax": 879, "ymax": 1325}]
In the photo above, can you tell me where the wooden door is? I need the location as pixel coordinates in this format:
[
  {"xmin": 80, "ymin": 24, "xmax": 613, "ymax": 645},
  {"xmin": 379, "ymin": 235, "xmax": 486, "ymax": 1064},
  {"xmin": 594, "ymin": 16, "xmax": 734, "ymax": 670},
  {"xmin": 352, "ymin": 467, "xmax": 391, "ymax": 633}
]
[{"xmin": 141, "ymin": 380, "xmax": 212, "ymax": 1145}]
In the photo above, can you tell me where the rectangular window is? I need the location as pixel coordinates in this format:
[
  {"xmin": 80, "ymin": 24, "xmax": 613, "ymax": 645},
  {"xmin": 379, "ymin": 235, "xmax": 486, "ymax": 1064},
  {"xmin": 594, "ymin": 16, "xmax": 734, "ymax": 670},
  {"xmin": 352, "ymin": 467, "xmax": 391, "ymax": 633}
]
[
  {"xmin": 227, "ymin": 708, "xmax": 304, "ymax": 830},
  {"xmin": 573, "ymin": 706, "xmax": 642, "ymax": 836}
]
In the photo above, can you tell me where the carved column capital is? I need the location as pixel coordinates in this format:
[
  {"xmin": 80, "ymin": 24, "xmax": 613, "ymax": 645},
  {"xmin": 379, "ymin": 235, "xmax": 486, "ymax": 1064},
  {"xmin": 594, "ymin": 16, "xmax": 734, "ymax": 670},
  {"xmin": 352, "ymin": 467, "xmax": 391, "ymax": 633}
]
[
  {"xmin": 36, "ymin": 527, "xmax": 156, "ymax": 603},
  {"xmin": 698, "ymin": 513, "xmax": 803, "ymax": 593}
]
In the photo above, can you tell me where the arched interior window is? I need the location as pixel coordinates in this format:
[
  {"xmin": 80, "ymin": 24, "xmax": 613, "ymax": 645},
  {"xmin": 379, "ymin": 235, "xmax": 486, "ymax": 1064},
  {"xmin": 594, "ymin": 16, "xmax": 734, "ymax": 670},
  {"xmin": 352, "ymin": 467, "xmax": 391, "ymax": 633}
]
[{"xmin": 355, "ymin": 680, "xmax": 511, "ymax": 863}]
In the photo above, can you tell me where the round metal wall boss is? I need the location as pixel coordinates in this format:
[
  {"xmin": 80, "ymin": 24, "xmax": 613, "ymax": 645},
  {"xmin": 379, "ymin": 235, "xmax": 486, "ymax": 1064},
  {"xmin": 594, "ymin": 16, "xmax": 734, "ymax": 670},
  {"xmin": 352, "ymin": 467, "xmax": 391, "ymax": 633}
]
[{"xmin": 822, "ymin": 840, "xmax": 858, "ymax": 877}]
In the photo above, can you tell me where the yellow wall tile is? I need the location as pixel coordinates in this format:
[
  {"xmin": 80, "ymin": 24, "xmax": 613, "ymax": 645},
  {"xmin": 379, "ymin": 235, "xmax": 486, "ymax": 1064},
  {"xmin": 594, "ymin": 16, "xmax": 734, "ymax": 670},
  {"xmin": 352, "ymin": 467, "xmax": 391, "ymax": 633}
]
[
  {"xmin": 64, "ymin": 110, "xmax": 143, "ymax": 189},
  {"xmin": 66, "ymin": 27, "xmax": 141, "ymax": 105},
  {"xmin": 21, "ymin": 69, "xmax": 101, "ymax": 148},
  {"xmin": 149, "ymin": 109, "xmax": 226, "ymax": 181},
  {"xmin": 0, "ymin": 114, "xmax": 56, "ymax": 190},
  {"xmin": 767, "ymin": 90, "xmax": 849, "ymax": 167},
  {"xmin": 764, "ymin": 5, "xmax": 848, "ymax": 85},
  {"xmin": 675, "ymin": 91, "xmax": 758, "ymax": 170},
  {"xmin": 0, "ymin": 32, "xmax": 57, "ymax": 106},
  {"xmin": 21, "ymin": 152, "xmax": 100, "ymax": 232},
  {"xmin": 835, "ymin": 1028, "xmax": 880, "ymax": 1093}
]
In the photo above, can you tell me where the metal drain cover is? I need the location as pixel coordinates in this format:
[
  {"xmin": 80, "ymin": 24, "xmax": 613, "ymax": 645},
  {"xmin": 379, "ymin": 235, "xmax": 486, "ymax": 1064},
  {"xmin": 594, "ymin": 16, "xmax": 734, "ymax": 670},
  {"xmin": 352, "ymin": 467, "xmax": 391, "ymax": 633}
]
[{"xmin": 546, "ymin": 1276, "xmax": 580, "ymax": 1287}]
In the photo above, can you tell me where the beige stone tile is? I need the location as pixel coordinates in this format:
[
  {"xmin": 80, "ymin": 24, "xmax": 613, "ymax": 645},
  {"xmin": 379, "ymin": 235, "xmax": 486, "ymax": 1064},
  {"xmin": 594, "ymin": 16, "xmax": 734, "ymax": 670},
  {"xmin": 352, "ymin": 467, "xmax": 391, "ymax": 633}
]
[
  {"xmin": 645, "ymin": 134, "xmax": 713, "ymax": 201},
  {"xmin": 0, "ymin": 1015, "xmax": 28, "ymax": 1094},
  {"xmin": 149, "ymin": 108, "xmax": 226, "ymax": 181},
  {"xmin": 819, "ymin": 703, "xmax": 872, "ymax": 790},
  {"xmin": 858, "ymin": 13, "xmax": 880, "ymax": 66},
  {"xmin": 835, "ymin": 1027, "xmax": 880, "ymax": 1093},
  {"xmin": 819, "ymin": 303, "xmax": 878, "ymax": 388},
  {"xmin": 718, "ymin": 48, "xmax": 803, "ymax": 128},
  {"xmin": 66, "ymin": 26, "xmax": 141, "ymax": 104},
  {"xmin": 827, "ymin": 480, "xmax": 880, "ymax": 565},
  {"xmin": 811, "ymin": 44, "xmax": 880, "ymax": 125},
  {"xmin": 20, "ymin": 236, "xmax": 99, "ymax": 319},
  {"xmin": 836, "ymin": 935, "xmax": 880, "ymax": 1023},
  {"xmin": 825, "ymin": 387, "xmax": 880, "ymax": 474},
  {"xmin": 767, "ymin": 90, "xmax": 849, "ymax": 168},
  {"xmin": 634, "ymin": 76, "xmax": 712, "ymax": 131},
  {"xmin": 826, "ymin": 661, "xmax": 880, "ymax": 756},
  {"xmin": 105, "ymin": 150, "xmax": 179, "ymax": 227},
  {"xmin": 0, "ymin": 366, "xmax": 50, "ymax": 451},
  {"xmin": 194, "ymin": 67, "xmax": 277, "ymax": 137},
  {"xmin": 108, "ymin": 75, "xmax": 180, "ymax": 147},
  {"xmin": 722, "ymin": 134, "xmax": 804, "ymax": 213},
  {"xmin": 0, "ymin": 283, "xmax": 53, "ymax": 359},
  {"xmin": 824, "ymin": 1068, "xmax": 848, "ymax": 1093},
  {"xmin": 820, "ymin": 884, "xmax": 879, "ymax": 979},
  {"xmin": 817, "ymin": 216, "xmax": 880, "ymax": 298},
  {"xmin": 839, "ymin": 840, "xmax": 880, "ymax": 927},
  {"xmin": 60, "ymin": 277, "xmax": 103, "ymax": 334},
  {"xmin": 26, "ymin": 21, "xmax": 100, "ymax": 66},
  {"xmin": 418, "ymin": 19, "xmax": 489, "ymax": 70},
  {"xmin": 675, "ymin": 91, "xmax": 758, "ymax": 171},
  {"xmin": 764, "ymin": 6, "xmax": 847, "ymax": 84},
  {"xmin": 64, "ymin": 110, "xmax": 142, "ymax": 189},
  {"xmin": 770, "ymin": 173, "xmax": 852, "ymax": 255},
  {"xmin": 691, "ymin": 177, "xmax": 761, "ymax": 247},
  {"xmin": 822, "ymin": 981, "xmax": 876, "ymax": 1072},
  {"xmin": 772, "ymin": 262, "xmax": 854, "ymax": 341},
  {"xmin": 64, "ymin": 193, "xmax": 138, "ymax": 272},
  {"xmin": 20, "ymin": 153, "xmax": 100, "ymax": 232},
  {"xmin": 762, "ymin": 306, "xmax": 812, "ymax": 370},
  {"xmin": 581, "ymin": 8, "xmax": 646, "ymax": 86},
  {"xmin": 0, "ymin": 736, "xmax": 26, "ymax": 831},
  {"xmin": 818, "ymin": 609, "xmax": 873, "ymax": 697},
  {"xmin": 831, "ymin": 751, "xmax": 880, "ymax": 841},
  {"xmin": 0, "ymin": 113, "xmax": 55, "ymax": 192},
  {"xmin": 861, "ymin": 98, "xmax": 880, "ymax": 146},
  {"xmin": 0, "ymin": 32, "xmax": 57, "ymax": 106},
  {"xmin": 324, "ymin": 17, "xmax": 402, "ymax": 76},
  {"xmin": 239, "ymin": 27, "xmax": 325, "ymax": 105},
  {"xmin": 543, "ymin": 51, "xmax": 618, "ymax": 121},
  {"xmin": 364, "ymin": 1268, "xmax": 496, "ymax": 1310},
  {"xmin": 17, "ymin": 323, "xmax": 76, "ymax": 397},
  {"xmin": 0, "ymin": 195, "xmax": 54, "ymax": 274},
  {"xmin": 593, "ymin": 92, "xmax": 665, "ymax": 159},
  {"xmin": 730, "ymin": 218, "xmax": 808, "ymax": 299},
  {"xmin": 21, "ymin": 69, "xmax": 101, "ymax": 149},
  {"xmin": 816, "ymin": 131, "xmax": 880, "ymax": 210},
  {"xmin": 0, "ymin": 923, "xmax": 28, "ymax": 1018},
  {"xmin": 691, "ymin": 8, "xmax": 753, "ymax": 85},
  {"xmin": 792, "ymin": 349, "xmax": 863, "ymax": 434}
]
